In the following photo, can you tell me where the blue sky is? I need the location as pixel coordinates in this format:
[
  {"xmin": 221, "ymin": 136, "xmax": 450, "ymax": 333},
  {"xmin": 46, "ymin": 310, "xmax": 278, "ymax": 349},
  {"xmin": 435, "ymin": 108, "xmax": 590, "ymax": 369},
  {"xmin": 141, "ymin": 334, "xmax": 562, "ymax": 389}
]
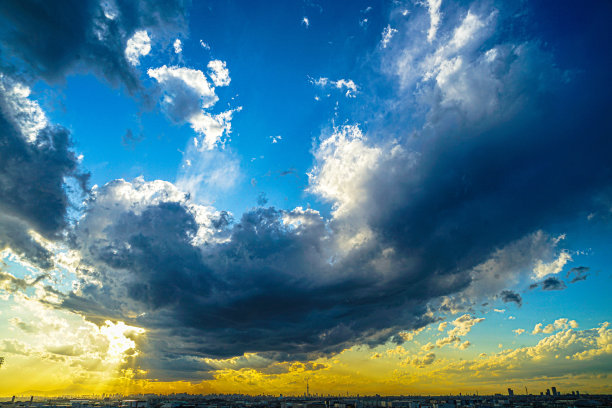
[{"xmin": 0, "ymin": 0, "xmax": 611, "ymax": 395}]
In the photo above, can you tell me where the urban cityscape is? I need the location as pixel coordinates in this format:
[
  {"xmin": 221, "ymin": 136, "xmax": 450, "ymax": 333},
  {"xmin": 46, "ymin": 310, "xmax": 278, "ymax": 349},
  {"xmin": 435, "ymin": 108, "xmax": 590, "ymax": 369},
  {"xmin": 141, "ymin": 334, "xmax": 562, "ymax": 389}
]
[{"xmin": 2, "ymin": 389, "xmax": 611, "ymax": 408}]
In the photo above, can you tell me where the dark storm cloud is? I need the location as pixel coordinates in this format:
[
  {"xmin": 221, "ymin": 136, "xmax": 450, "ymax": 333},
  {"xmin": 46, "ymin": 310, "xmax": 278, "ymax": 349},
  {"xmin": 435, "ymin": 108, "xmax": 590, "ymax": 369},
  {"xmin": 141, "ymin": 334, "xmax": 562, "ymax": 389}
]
[
  {"xmin": 67, "ymin": 184, "xmax": 438, "ymax": 372},
  {"xmin": 541, "ymin": 277, "xmax": 567, "ymax": 291},
  {"xmin": 0, "ymin": 78, "xmax": 87, "ymax": 268},
  {"xmin": 0, "ymin": 0, "xmax": 190, "ymax": 91},
  {"xmin": 500, "ymin": 291, "xmax": 522, "ymax": 307},
  {"xmin": 361, "ymin": 68, "xmax": 611, "ymax": 306},
  {"xmin": 567, "ymin": 266, "xmax": 590, "ymax": 283}
]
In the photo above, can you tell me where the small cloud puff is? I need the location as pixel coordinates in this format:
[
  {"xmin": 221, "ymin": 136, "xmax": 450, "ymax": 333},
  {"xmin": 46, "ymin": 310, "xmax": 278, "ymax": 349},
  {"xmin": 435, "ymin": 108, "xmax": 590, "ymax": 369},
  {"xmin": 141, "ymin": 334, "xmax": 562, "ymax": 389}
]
[
  {"xmin": 125, "ymin": 30, "xmax": 151, "ymax": 66},
  {"xmin": 381, "ymin": 25, "xmax": 398, "ymax": 48},
  {"xmin": 207, "ymin": 60, "xmax": 231, "ymax": 87},
  {"xmin": 173, "ymin": 38, "xmax": 182, "ymax": 54},
  {"xmin": 310, "ymin": 77, "xmax": 358, "ymax": 98}
]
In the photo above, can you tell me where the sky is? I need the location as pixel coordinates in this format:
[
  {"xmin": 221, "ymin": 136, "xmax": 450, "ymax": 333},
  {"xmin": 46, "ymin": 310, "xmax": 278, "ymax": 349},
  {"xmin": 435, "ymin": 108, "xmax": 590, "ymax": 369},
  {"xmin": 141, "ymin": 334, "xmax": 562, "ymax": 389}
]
[{"xmin": 0, "ymin": 0, "xmax": 611, "ymax": 397}]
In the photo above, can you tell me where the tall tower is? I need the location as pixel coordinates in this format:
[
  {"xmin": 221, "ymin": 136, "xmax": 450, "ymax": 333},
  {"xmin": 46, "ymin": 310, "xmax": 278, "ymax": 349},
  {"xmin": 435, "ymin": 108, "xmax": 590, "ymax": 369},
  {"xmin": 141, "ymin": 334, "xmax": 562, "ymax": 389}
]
[{"xmin": 306, "ymin": 378, "xmax": 309, "ymax": 398}]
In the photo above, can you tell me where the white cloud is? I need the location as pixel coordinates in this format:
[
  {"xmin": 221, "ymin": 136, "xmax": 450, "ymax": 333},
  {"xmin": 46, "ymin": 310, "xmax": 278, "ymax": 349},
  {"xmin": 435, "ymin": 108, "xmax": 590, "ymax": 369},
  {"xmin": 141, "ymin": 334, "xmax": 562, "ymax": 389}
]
[
  {"xmin": 148, "ymin": 65, "xmax": 217, "ymax": 107},
  {"xmin": 302, "ymin": 17, "xmax": 310, "ymax": 27},
  {"xmin": 78, "ymin": 177, "xmax": 223, "ymax": 252},
  {"xmin": 207, "ymin": 60, "xmax": 231, "ymax": 87},
  {"xmin": 0, "ymin": 75, "xmax": 48, "ymax": 143},
  {"xmin": 269, "ymin": 135, "xmax": 282, "ymax": 144},
  {"xmin": 513, "ymin": 328, "xmax": 525, "ymax": 335},
  {"xmin": 448, "ymin": 10, "xmax": 487, "ymax": 50},
  {"xmin": 381, "ymin": 25, "xmax": 398, "ymax": 48},
  {"xmin": 494, "ymin": 308, "xmax": 505, "ymax": 313},
  {"xmin": 436, "ymin": 314, "xmax": 484, "ymax": 349},
  {"xmin": 333, "ymin": 79, "xmax": 358, "ymax": 97},
  {"xmin": 189, "ymin": 108, "xmax": 240, "ymax": 150},
  {"xmin": 310, "ymin": 77, "xmax": 358, "ymax": 98},
  {"xmin": 173, "ymin": 38, "xmax": 182, "ymax": 54},
  {"xmin": 308, "ymin": 125, "xmax": 382, "ymax": 218},
  {"xmin": 533, "ymin": 318, "xmax": 578, "ymax": 334},
  {"xmin": 125, "ymin": 30, "xmax": 151, "ymax": 66},
  {"xmin": 200, "ymin": 39, "xmax": 210, "ymax": 50},
  {"xmin": 423, "ymin": 0, "xmax": 442, "ymax": 42},
  {"xmin": 533, "ymin": 250, "xmax": 572, "ymax": 279},
  {"xmin": 147, "ymin": 65, "xmax": 237, "ymax": 149},
  {"xmin": 448, "ymin": 314, "xmax": 484, "ymax": 337}
]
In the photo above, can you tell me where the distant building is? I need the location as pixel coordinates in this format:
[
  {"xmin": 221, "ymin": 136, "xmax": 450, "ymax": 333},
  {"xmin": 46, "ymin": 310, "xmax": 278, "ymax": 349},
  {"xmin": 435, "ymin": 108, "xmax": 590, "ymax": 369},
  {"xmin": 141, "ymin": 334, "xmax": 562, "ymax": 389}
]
[
  {"xmin": 507, "ymin": 389, "xmax": 514, "ymax": 397},
  {"xmin": 551, "ymin": 387, "xmax": 557, "ymax": 396},
  {"xmin": 546, "ymin": 390, "xmax": 550, "ymax": 396}
]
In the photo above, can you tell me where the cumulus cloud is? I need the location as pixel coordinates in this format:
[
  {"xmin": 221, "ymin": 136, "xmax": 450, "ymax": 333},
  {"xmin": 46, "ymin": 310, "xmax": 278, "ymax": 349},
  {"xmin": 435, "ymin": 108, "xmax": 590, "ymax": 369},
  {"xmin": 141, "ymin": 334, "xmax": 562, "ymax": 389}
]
[
  {"xmin": 412, "ymin": 352, "xmax": 436, "ymax": 367},
  {"xmin": 438, "ymin": 323, "xmax": 612, "ymax": 381},
  {"xmin": 173, "ymin": 38, "xmax": 182, "ymax": 54},
  {"xmin": 436, "ymin": 314, "xmax": 484, "ymax": 349},
  {"xmin": 207, "ymin": 60, "xmax": 230, "ymax": 87},
  {"xmin": 308, "ymin": 125, "xmax": 383, "ymax": 220},
  {"xmin": 533, "ymin": 318, "xmax": 578, "ymax": 334},
  {"xmin": 147, "ymin": 65, "xmax": 238, "ymax": 149},
  {"xmin": 125, "ymin": 30, "xmax": 151, "ymax": 66}
]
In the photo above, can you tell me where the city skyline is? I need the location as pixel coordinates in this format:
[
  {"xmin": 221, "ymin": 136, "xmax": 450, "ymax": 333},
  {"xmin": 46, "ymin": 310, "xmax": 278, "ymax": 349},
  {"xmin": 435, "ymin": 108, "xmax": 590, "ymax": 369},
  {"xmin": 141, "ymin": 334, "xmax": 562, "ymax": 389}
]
[{"xmin": 0, "ymin": 0, "xmax": 611, "ymax": 397}]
